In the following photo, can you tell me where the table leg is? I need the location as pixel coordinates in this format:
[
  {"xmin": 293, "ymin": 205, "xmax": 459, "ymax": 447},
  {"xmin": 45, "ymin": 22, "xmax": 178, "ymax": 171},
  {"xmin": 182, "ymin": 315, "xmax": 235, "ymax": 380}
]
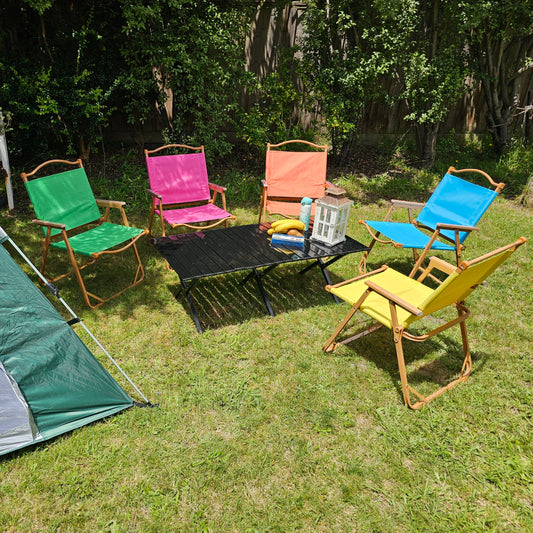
[
  {"xmin": 240, "ymin": 267, "xmax": 275, "ymax": 317},
  {"xmin": 298, "ymin": 257, "xmax": 340, "ymax": 303},
  {"xmin": 177, "ymin": 279, "xmax": 203, "ymax": 333}
]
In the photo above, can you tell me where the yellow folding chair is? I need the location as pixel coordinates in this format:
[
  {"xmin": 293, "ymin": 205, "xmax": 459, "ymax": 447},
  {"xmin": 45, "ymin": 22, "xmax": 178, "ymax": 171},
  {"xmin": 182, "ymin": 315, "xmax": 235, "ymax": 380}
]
[{"xmin": 323, "ymin": 237, "xmax": 526, "ymax": 409}]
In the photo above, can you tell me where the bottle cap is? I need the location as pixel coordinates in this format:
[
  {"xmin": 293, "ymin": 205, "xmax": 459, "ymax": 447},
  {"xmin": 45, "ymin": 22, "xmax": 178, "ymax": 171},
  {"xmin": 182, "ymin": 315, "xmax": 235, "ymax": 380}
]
[{"xmin": 301, "ymin": 197, "xmax": 312, "ymax": 205}]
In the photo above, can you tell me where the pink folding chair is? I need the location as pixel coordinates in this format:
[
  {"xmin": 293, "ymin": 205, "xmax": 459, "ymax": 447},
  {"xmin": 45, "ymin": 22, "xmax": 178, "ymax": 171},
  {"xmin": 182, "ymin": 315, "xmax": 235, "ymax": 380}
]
[{"xmin": 145, "ymin": 144, "xmax": 235, "ymax": 236}]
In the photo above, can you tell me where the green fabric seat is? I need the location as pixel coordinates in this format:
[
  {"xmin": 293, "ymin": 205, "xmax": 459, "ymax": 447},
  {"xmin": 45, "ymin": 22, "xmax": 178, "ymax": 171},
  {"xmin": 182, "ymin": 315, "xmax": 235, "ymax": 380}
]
[{"xmin": 21, "ymin": 160, "xmax": 147, "ymax": 308}]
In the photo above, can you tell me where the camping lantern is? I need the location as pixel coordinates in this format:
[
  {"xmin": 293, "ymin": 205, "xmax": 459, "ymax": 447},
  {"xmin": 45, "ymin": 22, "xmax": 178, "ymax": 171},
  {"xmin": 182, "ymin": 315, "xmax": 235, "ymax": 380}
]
[{"xmin": 310, "ymin": 186, "xmax": 353, "ymax": 246}]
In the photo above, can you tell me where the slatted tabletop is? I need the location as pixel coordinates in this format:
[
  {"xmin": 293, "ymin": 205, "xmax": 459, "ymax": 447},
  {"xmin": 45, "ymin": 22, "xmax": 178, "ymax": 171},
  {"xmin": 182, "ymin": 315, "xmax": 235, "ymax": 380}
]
[
  {"xmin": 152, "ymin": 223, "xmax": 368, "ymax": 282},
  {"xmin": 152, "ymin": 223, "xmax": 369, "ymax": 332}
]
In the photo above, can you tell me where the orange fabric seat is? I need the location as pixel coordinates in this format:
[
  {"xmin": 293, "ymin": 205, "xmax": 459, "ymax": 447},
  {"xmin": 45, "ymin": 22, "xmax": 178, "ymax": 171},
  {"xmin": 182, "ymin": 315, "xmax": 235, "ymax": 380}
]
[{"xmin": 258, "ymin": 140, "xmax": 329, "ymax": 222}]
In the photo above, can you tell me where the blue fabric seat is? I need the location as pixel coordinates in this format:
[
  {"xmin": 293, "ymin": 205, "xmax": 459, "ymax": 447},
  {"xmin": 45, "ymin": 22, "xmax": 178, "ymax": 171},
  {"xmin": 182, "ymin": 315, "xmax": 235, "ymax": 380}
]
[{"xmin": 359, "ymin": 167, "xmax": 505, "ymax": 276}]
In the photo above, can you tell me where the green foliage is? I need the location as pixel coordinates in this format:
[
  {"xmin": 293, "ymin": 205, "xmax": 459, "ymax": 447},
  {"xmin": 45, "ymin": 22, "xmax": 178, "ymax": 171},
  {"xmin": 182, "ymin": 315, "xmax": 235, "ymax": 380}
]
[
  {"xmin": 87, "ymin": 149, "xmax": 148, "ymax": 213},
  {"xmin": 118, "ymin": 0, "xmax": 256, "ymax": 158},
  {"xmin": 0, "ymin": 1, "xmax": 120, "ymax": 161},
  {"xmin": 301, "ymin": 0, "xmax": 471, "ymax": 163},
  {"xmin": 458, "ymin": 0, "xmax": 533, "ymax": 154},
  {"xmin": 300, "ymin": 1, "xmax": 381, "ymax": 155},
  {"xmin": 497, "ymin": 139, "xmax": 533, "ymax": 197},
  {"xmin": 235, "ymin": 48, "xmax": 310, "ymax": 151}
]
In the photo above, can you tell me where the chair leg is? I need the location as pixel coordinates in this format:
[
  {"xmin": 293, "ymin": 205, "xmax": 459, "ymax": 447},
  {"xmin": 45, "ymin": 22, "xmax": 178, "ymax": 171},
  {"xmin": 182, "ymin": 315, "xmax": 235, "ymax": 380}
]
[
  {"xmin": 393, "ymin": 307, "xmax": 473, "ymax": 410},
  {"xmin": 147, "ymin": 205, "xmax": 156, "ymax": 237},
  {"xmin": 65, "ymin": 243, "xmax": 104, "ymax": 309},
  {"xmin": 457, "ymin": 306, "xmax": 472, "ymax": 379},
  {"xmin": 358, "ymin": 237, "xmax": 377, "ymax": 274},
  {"xmin": 258, "ymin": 190, "xmax": 267, "ymax": 224},
  {"xmin": 323, "ymin": 305, "xmax": 360, "ymax": 352},
  {"xmin": 392, "ymin": 327, "xmax": 422, "ymax": 409},
  {"xmin": 66, "ymin": 239, "xmax": 146, "ymax": 309},
  {"xmin": 323, "ymin": 289, "xmax": 377, "ymax": 352},
  {"xmin": 39, "ymin": 238, "xmax": 51, "ymax": 283}
]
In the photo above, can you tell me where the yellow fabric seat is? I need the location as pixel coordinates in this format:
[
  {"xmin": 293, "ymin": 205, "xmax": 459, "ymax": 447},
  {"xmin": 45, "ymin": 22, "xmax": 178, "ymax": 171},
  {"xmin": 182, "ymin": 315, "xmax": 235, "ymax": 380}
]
[
  {"xmin": 323, "ymin": 238, "xmax": 526, "ymax": 409},
  {"xmin": 330, "ymin": 268, "xmax": 434, "ymax": 329}
]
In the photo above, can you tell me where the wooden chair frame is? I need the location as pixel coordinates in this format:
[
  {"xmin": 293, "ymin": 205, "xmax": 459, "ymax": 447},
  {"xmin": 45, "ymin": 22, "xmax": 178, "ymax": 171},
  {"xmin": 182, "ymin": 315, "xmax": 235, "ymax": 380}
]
[
  {"xmin": 144, "ymin": 144, "xmax": 235, "ymax": 237},
  {"xmin": 258, "ymin": 140, "xmax": 330, "ymax": 223},
  {"xmin": 359, "ymin": 166, "xmax": 505, "ymax": 276},
  {"xmin": 21, "ymin": 159, "xmax": 148, "ymax": 309},
  {"xmin": 323, "ymin": 237, "xmax": 526, "ymax": 409}
]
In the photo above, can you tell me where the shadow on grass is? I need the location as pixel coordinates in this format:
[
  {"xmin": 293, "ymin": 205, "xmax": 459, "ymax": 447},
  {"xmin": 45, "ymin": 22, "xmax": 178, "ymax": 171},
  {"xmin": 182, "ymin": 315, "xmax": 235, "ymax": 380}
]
[
  {"xmin": 164, "ymin": 261, "xmax": 337, "ymax": 332},
  {"xmin": 329, "ymin": 321, "xmax": 491, "ymax": 404}
]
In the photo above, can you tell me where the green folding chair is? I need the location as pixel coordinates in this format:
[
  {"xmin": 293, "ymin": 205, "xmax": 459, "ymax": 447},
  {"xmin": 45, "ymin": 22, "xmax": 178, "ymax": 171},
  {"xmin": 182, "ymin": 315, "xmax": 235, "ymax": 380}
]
[
  {"xmin": 323, "ymin": 237, "xmax": 526, "ymax": 409},
  {"xmin": 21, "ymin": 159, "xmax": 148, "ymax": 308}
]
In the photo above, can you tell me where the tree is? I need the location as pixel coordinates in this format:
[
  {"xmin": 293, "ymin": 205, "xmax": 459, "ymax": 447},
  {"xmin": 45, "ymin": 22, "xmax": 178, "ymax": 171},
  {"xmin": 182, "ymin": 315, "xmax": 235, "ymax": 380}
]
[
  {"xmin": 301, "ymin": 1, "xmax": 470, "ymax": 167},
  {"xmin": 461, "ymin": 0, "xmax": 533, "ymax": 154},
  {"xmin": 300, "ymin": 1, "xmax": 383, "ymax": 160},
  {"xmin": 118, "ymin": 0, "xmax": 256, "ymax": 157},
  {"xmin": 385, "ymin": 0, "xmax": 470, "ymax": 167},
  {"xmin": 0, "ymin": 0, "xmax": 121, "ymax": 160}
]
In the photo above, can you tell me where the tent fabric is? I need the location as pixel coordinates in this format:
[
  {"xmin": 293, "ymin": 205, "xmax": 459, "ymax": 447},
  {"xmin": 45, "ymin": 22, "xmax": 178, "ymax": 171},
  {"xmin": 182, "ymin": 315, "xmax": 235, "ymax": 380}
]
[{"xmin": 0, "ymin": 243, "xmax": 133, "ymax": 456}]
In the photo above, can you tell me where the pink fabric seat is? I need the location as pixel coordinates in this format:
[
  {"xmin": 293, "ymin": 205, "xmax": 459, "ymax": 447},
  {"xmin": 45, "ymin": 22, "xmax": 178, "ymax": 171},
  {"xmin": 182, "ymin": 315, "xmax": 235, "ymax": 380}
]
[
  {"xmin": 157, "ymin": 203, "xmax": 231, "ymax": 225},
  {"xmin": 145, "ymin": 144, "xmax": 235, "ymax": 236}
]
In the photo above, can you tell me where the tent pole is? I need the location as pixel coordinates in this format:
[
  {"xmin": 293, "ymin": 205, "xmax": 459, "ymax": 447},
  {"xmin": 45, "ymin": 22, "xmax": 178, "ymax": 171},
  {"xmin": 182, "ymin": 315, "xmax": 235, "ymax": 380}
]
[{"xmin": 0, "ymin": 226, "xmax": 152, "ymax": 405}]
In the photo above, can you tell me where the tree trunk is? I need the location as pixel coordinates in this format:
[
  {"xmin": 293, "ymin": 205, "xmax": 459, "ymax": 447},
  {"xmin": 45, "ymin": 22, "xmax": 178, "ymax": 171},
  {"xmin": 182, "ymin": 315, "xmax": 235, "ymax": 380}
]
[
  {"xmin": 78, "ymin": 135, "xmax": 91, "ymax": 161},
  {"xmin": 520, "ymin": 175, "xmax": 533, "ymax": 207},
  {"xmin": 415, "ymin": 122, "xmax": 440, "ymax": 168}
]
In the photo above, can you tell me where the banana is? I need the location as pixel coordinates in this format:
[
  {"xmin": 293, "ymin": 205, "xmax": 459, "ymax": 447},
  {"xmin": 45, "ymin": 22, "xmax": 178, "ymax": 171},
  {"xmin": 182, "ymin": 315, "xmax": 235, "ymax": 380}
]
[
  {"xmin": 270, "ymin": 218, "xmax": 299, "ymax": 229},
  {"xmin": 268, "ymin": 219, "xmax": 305, "ymax": 235}
]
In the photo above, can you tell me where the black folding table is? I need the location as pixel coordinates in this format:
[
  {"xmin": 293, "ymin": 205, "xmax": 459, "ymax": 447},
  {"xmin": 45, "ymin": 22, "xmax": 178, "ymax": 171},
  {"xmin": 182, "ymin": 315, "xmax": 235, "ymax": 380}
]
[{"xmin": 152, "ymin": 223, "xmax": 369, "ymax": 332}]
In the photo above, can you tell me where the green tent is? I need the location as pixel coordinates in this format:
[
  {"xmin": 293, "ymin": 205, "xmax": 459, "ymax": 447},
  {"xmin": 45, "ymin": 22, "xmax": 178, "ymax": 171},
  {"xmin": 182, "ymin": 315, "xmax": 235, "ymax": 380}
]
[{"xmin": 0, "ymin": 228, "xmax": 143, "ymax": 456}]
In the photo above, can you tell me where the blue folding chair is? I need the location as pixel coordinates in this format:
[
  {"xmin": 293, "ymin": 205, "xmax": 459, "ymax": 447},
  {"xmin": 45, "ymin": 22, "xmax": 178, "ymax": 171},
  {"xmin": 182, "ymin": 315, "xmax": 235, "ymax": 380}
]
[{"xmin": 359, "ymin": 167, "xmax": 505, "ymax": 276}]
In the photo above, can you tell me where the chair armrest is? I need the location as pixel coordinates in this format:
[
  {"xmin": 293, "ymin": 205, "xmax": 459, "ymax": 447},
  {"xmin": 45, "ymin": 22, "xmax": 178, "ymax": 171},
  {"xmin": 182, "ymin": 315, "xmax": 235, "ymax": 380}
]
[
  {"xmin": 417, "ymin": 256, "xmax": 457, "ymax": 282},
  {"xmin": 147, "ymin": 188, "xmax": 162, "ymax": 200},
  {"xmin": 32, "ymin": 219, "xmax": 66, "ymax": 230},
  {"xmin": 435, "ymin": 222, "xmax": 478, "ymax": 232},
  {"xmin": 382, "ymin": 199, "xmax": 425, "ymax": 223},
  {"xmin": 96, "ymin": 199, "xmax": 126, "ymax": 209},
  {"xmin": 326, "ymin": 266, "xmax": 389, "ymax": 291},
  {"xmin": 365, "ymin": 280, "xmax": 424, "ymax": 316},
  {"xmin": 208, "ymin": 182, "xmax": 227, "ymax": 193},
  {"xmin": 425, "ymin": 256, "xmax": 456, "ymax": 275},
  {"xmin": 390, "ymin": 199, "xmax": 426, "ymax": 209}
]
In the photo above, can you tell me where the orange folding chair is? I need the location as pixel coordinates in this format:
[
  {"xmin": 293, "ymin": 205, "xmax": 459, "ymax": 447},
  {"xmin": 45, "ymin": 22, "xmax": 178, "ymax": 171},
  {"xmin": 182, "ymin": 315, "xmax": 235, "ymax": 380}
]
[{"xmin": 258, "ymin": 140, "xmax": 329, "ymax": 223}]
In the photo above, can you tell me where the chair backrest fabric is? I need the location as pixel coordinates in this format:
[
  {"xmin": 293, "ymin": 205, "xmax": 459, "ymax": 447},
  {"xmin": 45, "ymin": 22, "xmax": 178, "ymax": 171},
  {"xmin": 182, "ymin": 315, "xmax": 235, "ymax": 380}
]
[
  {"xmin": 415, "ymin": 246, "xmax": 518, "ymax": 320},
  {"xmin": 24, "ymin": 168, "xmax": 101, "ymax": 236},
  {"xmin": 416, "ymin": 173, "xmax": 498, "ymax": 244},
  {"xmin": 146, "ymin": 152, "xmax": 210, "ymax": 205},
  {"xmin": 265, "ymin": 149, "xmax": 327, "ymax": 200}
]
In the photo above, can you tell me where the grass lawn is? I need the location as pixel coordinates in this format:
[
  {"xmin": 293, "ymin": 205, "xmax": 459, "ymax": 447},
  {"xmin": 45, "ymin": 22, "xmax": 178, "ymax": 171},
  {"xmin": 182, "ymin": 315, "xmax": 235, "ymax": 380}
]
[{"xmin": 1, "ymin": 153, "xmax": 532, "ymax": 532}]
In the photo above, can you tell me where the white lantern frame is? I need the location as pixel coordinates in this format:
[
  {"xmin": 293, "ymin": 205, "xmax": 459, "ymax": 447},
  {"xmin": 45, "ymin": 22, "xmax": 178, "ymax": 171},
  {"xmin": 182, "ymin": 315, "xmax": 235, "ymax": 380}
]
[{"xmin": 310, "ymin": 187, "xmax": 353, "ymax": 246}]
